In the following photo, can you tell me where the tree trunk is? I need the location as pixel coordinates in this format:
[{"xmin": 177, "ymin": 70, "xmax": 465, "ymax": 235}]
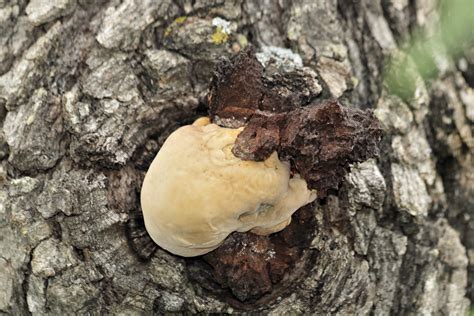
[{"xmin": 0, "ymin": 0, "xmax": 472, "ymax": 314}]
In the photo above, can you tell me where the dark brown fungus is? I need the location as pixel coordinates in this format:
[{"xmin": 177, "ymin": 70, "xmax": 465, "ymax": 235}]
[
  {"xmin": 212, "ymin": 47, "xmax": 382, "ymax": 197},
  {"xmin": 208, "ymin": 46, "xmax": 264, "ymax": 127},
  {"xmin": 198, "ymin": 46, "xmax": 381, "ymax": 303},
  {"xmin": 279, "ymin": 100, "xmax": 382, "ymax": 197}
]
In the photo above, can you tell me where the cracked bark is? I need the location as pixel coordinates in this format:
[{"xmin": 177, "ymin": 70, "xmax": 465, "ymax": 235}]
[{"xmin": 0, "ymin": 0, "xmax": 472, "ymax": 314}]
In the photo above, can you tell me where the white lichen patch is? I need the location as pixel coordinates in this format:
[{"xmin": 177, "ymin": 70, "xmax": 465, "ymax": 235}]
[
  {"xmin": 256, "ymin": 46, "xmax": 303, "ymax": 70},
  {"xmin": 212, "ymin": 17, "xmax": 232, "ymax": 34}
]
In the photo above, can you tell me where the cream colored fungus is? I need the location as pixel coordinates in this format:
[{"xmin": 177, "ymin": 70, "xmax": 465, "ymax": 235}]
[{"xmin": 140, "ymin": 117, "xmax": 316, "ymax": 257}]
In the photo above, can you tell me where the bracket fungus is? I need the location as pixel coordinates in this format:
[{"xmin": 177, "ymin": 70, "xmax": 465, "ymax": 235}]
[
  {"xmin": 141, "ymin": 117, "xmax": 316, "ymax": 257},
  {"xmin": 138, "ymin": 46, "xmax": 382, "ymax": 301}
]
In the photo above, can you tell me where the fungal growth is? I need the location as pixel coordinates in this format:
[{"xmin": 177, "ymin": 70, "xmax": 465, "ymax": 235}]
[
  {"xmin": 141, "ymin": 117, "xmax": 316, "ymax": 257},
  {"xmin": 139, "ymin": 46, "xmax": 382, "ymax": 301}
]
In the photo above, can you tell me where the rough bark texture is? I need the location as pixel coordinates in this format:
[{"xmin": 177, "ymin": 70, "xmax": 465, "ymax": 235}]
[{"xmin": 0, "ymin": 0, "xmax": 472, "ymax": 314}]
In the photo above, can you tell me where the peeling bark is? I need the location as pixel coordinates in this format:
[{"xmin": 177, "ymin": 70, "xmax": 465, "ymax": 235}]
[{"xmin": 0, "ymin": 0, "xmax": 472, "ymax": 314}]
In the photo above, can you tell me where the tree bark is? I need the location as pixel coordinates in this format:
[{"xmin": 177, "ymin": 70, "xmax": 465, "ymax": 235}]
[{"xmin": 0, "ymin": 0, "xmax": 472, "ymax": 314}]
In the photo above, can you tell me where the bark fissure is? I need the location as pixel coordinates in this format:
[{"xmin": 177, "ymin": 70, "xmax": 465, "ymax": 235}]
[{"xmin": 0, "ymin": 0, "xmax": 471, "ymax": 314}]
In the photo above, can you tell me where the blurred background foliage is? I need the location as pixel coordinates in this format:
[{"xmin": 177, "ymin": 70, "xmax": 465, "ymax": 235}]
[{"xmin": 385, "ymin": 0, "xmax": 474, "ymax": 99}]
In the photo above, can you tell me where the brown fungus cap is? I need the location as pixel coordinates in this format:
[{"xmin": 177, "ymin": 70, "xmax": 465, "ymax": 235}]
[{"xmin": 209, "ymin": 47, "xmax": 382, "ymax": 197}]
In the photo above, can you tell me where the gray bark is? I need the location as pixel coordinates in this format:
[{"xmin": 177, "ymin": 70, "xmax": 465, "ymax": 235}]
[{"xmin": 0, "ymin": 0, "xmax": 472, "ymax": 314}]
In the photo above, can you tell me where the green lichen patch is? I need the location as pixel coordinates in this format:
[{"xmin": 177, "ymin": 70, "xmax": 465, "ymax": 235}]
[{"xmin": 211, "ymin": 26, "xmax": 228, "ymax": 44}]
